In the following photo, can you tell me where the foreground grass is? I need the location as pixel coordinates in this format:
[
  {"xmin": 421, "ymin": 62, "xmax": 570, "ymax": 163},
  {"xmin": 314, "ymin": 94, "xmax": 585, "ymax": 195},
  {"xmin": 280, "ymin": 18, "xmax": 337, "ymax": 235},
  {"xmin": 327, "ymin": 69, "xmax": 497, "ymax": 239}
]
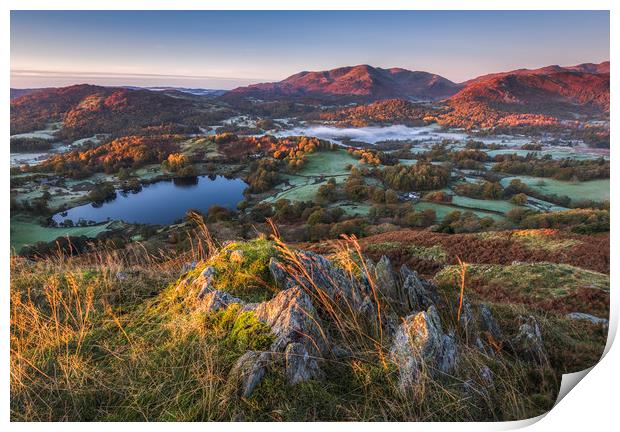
[{"xmin": 10, "ymin": 233, "xmax": 608, "ymax": 421}]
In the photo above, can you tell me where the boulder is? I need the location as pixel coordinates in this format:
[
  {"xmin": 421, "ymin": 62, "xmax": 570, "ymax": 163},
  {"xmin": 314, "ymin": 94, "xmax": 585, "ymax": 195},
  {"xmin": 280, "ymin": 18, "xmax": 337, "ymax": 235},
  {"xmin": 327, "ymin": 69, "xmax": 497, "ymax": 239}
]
[
  {"xmin": 269, "ymin": 252, "xmax": 369, "ymax": 312},
  {"xmin": 400, "ymin": 265, "xmax": 439, "ymax": 313},
  {"xmin": 226, "ymin": 286, "xmax": 326, "ymax": 397},
  {"xmin": 436, "ymin": 331, "xmax": 459, "ymax": 376},
  {"xmin": 284, "ymin": 342, "xmax": 323, "ymax": 385},
  {"xmin": 197, "ymin": 266, "xmax": 216, "ymax": 299},
  {"xmin": 479, "ymin": 305, "xmax": 503, "ymax": 340},
  {"xmin": 202, "ymin": 290, "xmax": 244, "ymax": 313},
  {"xmin": 228, "ymin": 351, "xmax": 273, "ymax": 398},
  {"xmin": 390, "ymin": 306, "xmax": 458, "ymax": 390},
  {"xmin": 459, "ymin": 300, "xmax": 477, "ymax": 342},
  {"xmin": 254, "ymin": 286, "xmax": 326, "ymax": 384},
  {"xmin": 374, "ymin": 255, "xmax": 400, "ymax": 305},
  {"xmin": 566, "ymin": 312, "xmax": 609, "ymax": 328},
  {"xmin": 511, "ymin": 316, "xmax": 548, "ymax": 364}
]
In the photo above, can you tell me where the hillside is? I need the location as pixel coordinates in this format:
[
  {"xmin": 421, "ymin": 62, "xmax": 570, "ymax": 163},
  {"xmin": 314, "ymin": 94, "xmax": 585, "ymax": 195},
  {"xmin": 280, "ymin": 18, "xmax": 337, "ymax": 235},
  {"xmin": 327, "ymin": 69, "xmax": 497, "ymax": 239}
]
[
  {"xmin": 10, "ymin": 229, "xmax": 608, "ymax": 421},
  {"xmin": 10, "ymin": 88, "xmax": 39, "ymax": 99},
  {"xmin": 463, "ymin": 61, "xmax": 610, "ymax": 85},
  {"xmin": 440, "ymin": 62, "xmax": 609, "ymax": 129},
  {"xmin": 319, "ymin": 99, "xmax": 438, "ymax": 127},
  {"xmin": 10, "ymin": 84, "xmax": 233, "ymax": 139},
  {"xmin": 223, "ymin": 65, "xmax": 462, "ymax": 103}
]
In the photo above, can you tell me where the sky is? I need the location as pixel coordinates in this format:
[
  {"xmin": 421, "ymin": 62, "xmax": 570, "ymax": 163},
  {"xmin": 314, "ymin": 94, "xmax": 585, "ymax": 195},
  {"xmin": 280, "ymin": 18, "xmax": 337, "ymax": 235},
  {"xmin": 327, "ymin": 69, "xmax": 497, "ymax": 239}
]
[{"xmin": 10, "ymin": 10, "xmax": 610, "ymax": 89}]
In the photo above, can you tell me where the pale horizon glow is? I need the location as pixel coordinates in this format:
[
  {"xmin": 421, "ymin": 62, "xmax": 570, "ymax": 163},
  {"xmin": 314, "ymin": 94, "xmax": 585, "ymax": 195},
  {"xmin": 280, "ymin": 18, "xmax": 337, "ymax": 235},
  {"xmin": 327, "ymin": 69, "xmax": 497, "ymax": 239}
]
[{"xmin": 11, "ymin": 10, "xmax": 610, "ymax": 89}]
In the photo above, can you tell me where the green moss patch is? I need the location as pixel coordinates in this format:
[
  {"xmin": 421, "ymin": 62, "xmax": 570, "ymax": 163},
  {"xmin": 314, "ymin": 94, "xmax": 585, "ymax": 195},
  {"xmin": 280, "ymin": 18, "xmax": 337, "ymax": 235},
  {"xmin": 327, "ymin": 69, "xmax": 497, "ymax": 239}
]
[{"xmin": 204, "ymin": 237, "xmax": 279, "ymax": 302}]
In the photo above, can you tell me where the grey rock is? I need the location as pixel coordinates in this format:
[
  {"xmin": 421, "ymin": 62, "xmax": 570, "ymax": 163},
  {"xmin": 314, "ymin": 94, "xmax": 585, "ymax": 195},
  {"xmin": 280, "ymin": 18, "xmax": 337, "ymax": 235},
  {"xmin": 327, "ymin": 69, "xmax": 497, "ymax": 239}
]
[
  {"xmin": 436, "ymin": 331, "xmax": 459, "ymax": 376},
  {"xmin": 229, "ymin": 351, "xmax": 273, "ymax": 398},
  {"xmin": 566, "ymin": 312, "xmax": 609, "ymax": 327},
  {"xmin": 269, "ymin": 252, "xmax": 369, "ymax": 312},
  {"xmin": 202, "ymin": 290, "xmax": 244, "ymax": 312},
  {"xmin": 284, "ymin": 342, "xmax": 324, "ymax": 384},
  {"xmin": 389, "ymin": 306, "xmax": 448, "ymax": 390},
  {"xmin": 479, "ymin": 365, "xmax": 494, "ymax": 387},
  {"xmin": 197, "ymin": 266, "xmax": 217, "ymax": 299},
  {"xmin": 182, "ymin": 261, "xmax": 197, "ymax": 272},
  {"xmin": 225, "ymin": 286, "xmax": 327, "ymax": 397},
  {"xmin": 331, "ymin": 344, "xmax": 353, "ymax": 359},
  {"xmin": 201, "ymin": 266, "xmax": 216, "ymax": 280},
  {"xmin": 512, "ymin": 316, "xmax": 548, "ymax": 364},
  {"xmin": 374, "ymin": 255, "xmax": 400, "ymax": 304},
  {"xmin": 268, "ymin": 257, "xmax": 299, "ymax": 291},
  {"xmin": 459, "ymin": 301, "xmax": 477, "ymax": 342},
  {"xmin": 479, "ymin": 305, "xmax": 502, "ymax": 340},
  {"xmin": 400, "ymin": 265, "xmax": 439, "ymax": 312},
  {"xmin": 474, "ymin": 335, "xmax": 496, "ymax": 357},
  {"xmin": 254, "ymin": 286, "xmax": 325, "ymax": 386}
]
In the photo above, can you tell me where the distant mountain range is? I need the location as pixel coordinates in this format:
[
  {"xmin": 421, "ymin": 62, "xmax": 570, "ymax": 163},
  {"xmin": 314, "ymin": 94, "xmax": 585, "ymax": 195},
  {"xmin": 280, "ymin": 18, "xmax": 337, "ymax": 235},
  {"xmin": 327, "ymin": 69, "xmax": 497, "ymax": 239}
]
[
  {"xmin": 10, "ymin": 61, "xmax": 609, "ymax": 135},
  {"xmin": 123, "ymin": 86, "xmax": 227, "ymax": 97},
  {"xmin": 224, "ymin": 62, "xmax": 609, "ymax": 109},
  {"xmin": 10, "ymin": 86, "xmax": 227, "ymax": 100}
]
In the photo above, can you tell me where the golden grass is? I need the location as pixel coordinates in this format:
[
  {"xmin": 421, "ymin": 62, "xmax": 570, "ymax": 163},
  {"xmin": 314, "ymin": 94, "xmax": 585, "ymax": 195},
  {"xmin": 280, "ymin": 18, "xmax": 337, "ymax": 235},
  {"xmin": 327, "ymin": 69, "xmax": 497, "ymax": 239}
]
[{"xmin": 10, "ymin": 222, "xmax": 599, "ymax": 421}]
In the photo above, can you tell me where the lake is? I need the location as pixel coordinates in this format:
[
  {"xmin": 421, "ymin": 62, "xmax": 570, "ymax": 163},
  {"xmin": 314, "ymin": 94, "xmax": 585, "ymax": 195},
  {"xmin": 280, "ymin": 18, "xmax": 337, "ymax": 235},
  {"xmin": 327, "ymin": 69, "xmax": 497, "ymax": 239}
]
[{"xmin": 52, "ymin": 175, "xmax": 248, "ymax": 225}]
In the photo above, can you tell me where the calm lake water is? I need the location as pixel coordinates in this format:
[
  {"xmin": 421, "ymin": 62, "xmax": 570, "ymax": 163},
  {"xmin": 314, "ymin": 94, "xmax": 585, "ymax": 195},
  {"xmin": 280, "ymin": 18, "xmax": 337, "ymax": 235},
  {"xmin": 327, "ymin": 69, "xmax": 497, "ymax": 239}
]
[{"xmin": 52, "ymin": 175, "xmax": 248, "ymax": 225}]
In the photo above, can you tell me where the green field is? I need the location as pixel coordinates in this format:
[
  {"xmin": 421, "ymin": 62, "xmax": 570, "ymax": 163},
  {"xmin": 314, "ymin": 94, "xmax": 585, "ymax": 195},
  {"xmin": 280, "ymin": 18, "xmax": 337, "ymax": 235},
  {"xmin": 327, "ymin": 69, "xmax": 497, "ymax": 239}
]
[
  {"xmin": 486, "ymin": 148, "xmax": 608, "ymax": 161},
  {"xmin": 524, "ymin": 196, "xmax": 569, "ymax": 212},
  {"xmin": 10, "ymin": 216, "xmax": 114, "ymax": 252},
  {"xmin": 334, "ymin": 203, "xmax": 372, "ymax": 216},
  {"xmin": 263, "ymin": 150, "xmax": 359, "ymax": 203},
  {"xmin": 413, "ymin": 202, "xmax": 506, "ymax": 222},
  {"xmin": 133, "ymin": 164, "xmax": 166, "ymax": 181},
  {"xmin": 451, "ymin": 195, "xmax": 520, "ymax": 213},
  {"xmin": 264, "ymin": 176, "xmax": 326, "ymax": 203},
  {"xmin": 499, "ymin": 176, "xmax": 610, "ymax": 202},
  {"xmin": 299, "ymin": 149, "xmax": 359, "ymax": 176}
]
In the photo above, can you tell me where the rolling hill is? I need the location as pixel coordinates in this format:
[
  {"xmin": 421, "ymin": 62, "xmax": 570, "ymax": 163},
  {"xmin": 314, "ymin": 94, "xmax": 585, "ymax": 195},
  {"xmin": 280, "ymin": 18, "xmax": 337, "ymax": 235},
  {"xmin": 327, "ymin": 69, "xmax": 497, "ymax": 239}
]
[
  {"xmin": 223, "ymin": 64, "xmax": 463, "ymax": 102},
  {"xmin": 10, "ymin": 84, "xmax": 233, "ymax": 139},
  {"xmin": 440, "ymin": 62, "xmax": 610, "ymax": 128}
]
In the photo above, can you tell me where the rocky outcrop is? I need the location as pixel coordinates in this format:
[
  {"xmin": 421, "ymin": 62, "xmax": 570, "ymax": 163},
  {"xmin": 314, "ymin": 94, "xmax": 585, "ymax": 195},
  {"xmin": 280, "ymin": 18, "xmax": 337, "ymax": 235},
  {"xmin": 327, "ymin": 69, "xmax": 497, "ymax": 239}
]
[
  {"xmin": 191, "ymin": 246, "xmax": 555, "ymax": 399},
  {"xmin": 400, "ymin": 265, "xmax": 439, "ymax": 313},
  {"xmin": 202, "ymin": 290, "xmax": 244, "ymax": 313},
  {"xmin": 374, "ymin": 255, "xmax": 401, "ymax": 305},
  {"xmin": 225, "ymin": 286, "xmax": 326, "ymax": 397},
  {"xmin": 228, "ymin": 351, "xmax": 273, "ymax": 398},
  {"xmin": 459, "ymin": 300, "xmax": 478, "ymax": 342},
  {"xmin": 390, "ymin": 306, "xmax": 459, "ymax": 391},
  {"xmin": 254, "ymin": 286, "xmax": 326, "ymax": 384},
  {"xmin": 511, "ymin": 316, "xmax": 548, "ymax": 364},
  {"xmin": 479, "ymin": 305, "xmax": 503, "ymax": 340},
  {"xmin": 269, "ymin": 252, "xmax": 371, "ymax": 314},
  {"xmin": 197, "ymin": 266, "xmax": 216, "ymax": 300},
  {"xmin": 566, "ymin": 312, "xmax": 609, "ymax": 329}
]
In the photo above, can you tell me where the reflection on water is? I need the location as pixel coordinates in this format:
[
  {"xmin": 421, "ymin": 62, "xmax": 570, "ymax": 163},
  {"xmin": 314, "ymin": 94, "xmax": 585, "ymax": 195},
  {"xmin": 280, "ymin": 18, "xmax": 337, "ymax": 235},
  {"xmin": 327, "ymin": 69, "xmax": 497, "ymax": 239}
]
[{"xmin": 52, "ymin": 175, "xmax": 247, "ymax": 225}]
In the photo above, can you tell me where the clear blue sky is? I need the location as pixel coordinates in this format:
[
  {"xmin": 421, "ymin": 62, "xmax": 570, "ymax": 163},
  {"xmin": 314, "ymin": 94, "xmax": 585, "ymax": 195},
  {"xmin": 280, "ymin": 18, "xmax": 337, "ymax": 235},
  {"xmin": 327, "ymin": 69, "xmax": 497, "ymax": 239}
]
[{"xmin": 11, "ymin": 10, "xmax": 609, "ymax": 89}]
